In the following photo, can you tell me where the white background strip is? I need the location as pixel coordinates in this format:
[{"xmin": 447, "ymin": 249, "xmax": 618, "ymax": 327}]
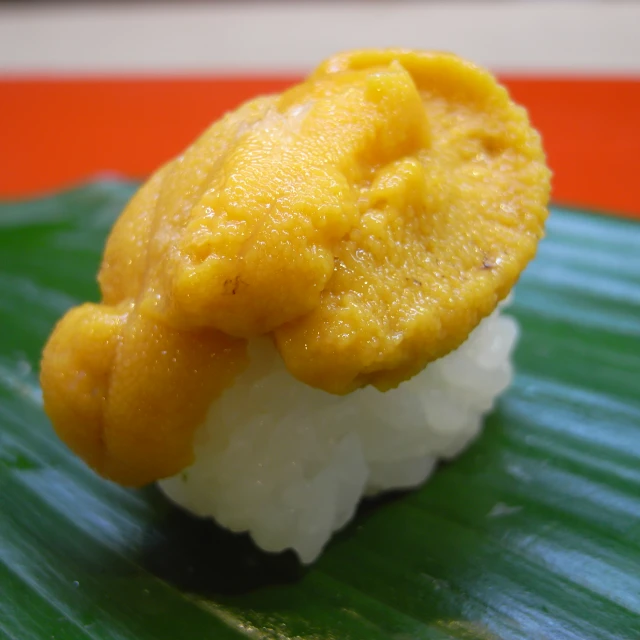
[{"xmin": 0, "ymin": 2, "xmax": 639, "ymax": 75}]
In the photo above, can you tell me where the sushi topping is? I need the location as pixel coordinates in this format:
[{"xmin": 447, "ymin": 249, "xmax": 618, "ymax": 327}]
[{"xmin": 41, "ymin": 49, "xmax": 550, "ymax": 486}]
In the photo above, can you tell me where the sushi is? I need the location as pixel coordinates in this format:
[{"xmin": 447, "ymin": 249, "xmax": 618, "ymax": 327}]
[{"xmin": 40, "ymin": 49, "xmax": 551, "ymax": 563}]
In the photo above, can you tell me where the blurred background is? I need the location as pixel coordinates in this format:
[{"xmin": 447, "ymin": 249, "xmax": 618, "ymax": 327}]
[{"xmin": 1, "ymin": 1, "xmax": 639, "ymax": 215}]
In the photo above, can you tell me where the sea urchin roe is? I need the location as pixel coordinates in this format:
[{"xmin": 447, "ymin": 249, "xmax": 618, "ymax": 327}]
[{"xmin": 40, "ymin": 49, "xmax": 550, "ymax": 486}]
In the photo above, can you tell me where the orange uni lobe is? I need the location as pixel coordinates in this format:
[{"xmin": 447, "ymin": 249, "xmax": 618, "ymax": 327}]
[{"xmin": 40, "ymin": 49, "xmax": 550, "ymax": 486}]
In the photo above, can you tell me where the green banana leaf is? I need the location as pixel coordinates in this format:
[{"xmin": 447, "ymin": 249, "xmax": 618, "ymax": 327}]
[{"xmin": 1, "ymin": 182, "xmax": 639, "ymax": 640}]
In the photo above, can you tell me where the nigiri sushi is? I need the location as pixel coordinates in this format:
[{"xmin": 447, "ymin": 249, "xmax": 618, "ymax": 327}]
[{"xmin": 40, "ymin": 49, "xmax": 551, "ymax": 563}]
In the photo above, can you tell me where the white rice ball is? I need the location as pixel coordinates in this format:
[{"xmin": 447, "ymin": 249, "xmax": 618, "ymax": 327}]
[{"xmin": 158, "ymin": 302, "xmax": 518, "ymax": 563}]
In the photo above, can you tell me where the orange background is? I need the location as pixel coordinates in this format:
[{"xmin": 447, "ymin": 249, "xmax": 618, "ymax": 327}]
[{"xmin": 1, "ymin": 76, "xmax": 639, "ymax": 216}]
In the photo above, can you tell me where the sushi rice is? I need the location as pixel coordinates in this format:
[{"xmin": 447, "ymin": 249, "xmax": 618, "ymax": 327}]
[{"xmin": 159, "ymin": 297, "xmax": 518, "ymax": 563}]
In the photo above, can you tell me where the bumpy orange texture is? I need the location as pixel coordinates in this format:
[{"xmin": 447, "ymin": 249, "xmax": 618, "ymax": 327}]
[{"xmin": 40, "ymin": 49, "xmax": 551, "ymax": 486}]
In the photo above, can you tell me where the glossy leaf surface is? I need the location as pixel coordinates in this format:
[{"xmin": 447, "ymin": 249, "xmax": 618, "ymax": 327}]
[{"xmin": 1, "ymin": 183, "xmax": 639, "ymax": 640}]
